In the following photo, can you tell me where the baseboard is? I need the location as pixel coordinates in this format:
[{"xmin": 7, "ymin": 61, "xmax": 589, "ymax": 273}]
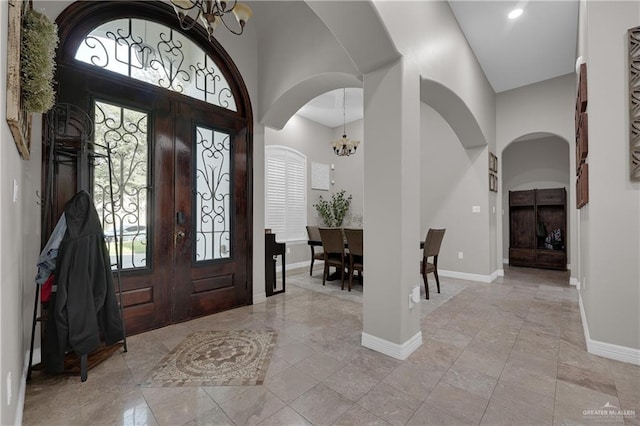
[
  {"xmin": 579, "ymin": 293, "xmax": 640, "ymax": 366},
  {"xmin": 361, "ymin": 331, "xmax": 422, "ymax": 360},
  {"xmin": 570, "ymin": 277, "xmax": 579, "ymax": 287},
  {"xmin": 15, "ymin": 350, "xmax": 30, "ymax": 426},
  {"xmin": 438, "ymin": 269, "xmax": 495, "ymax": 283},
  {"xmin": 284, "ymin": 260, "xmax": 323, "ymax": 272},
  {"xmin": 253, "ymin": 292, "xmax": 267, "ymax": 304},
  {"xmin": 497, "ymin": 269, "xmax": 505, "ymax": 277},
  {"xmin": 502, "ymin": 258, "xmax": 508, "ymax": 265}
]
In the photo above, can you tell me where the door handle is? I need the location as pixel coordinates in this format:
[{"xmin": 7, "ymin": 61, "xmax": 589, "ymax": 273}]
[{"xmin": 174, "ymin": 230, "xmax": 186, "ymax": 246}]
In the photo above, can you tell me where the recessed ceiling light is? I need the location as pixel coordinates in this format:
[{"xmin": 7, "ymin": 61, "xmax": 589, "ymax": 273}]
[{"xmin": 508, "ymin": 8, "xmax": 523, "ymax": 19}]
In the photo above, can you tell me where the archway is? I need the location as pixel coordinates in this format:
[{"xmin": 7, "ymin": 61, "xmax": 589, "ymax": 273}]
[
  {"xmin": 53, "ymin": 1, "xmax": 254, "ymax": 334},
  {"xmin": 500, "ymin": 133, "xmax": 571, "ymax": 272}
]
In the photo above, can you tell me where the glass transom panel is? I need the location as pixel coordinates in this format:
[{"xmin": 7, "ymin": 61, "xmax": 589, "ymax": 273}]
[{"xmin": 75, "ymin": 18, "xmax": 237, "ymax": 111}]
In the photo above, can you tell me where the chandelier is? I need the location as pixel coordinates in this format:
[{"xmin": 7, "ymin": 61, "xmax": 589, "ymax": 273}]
[
  {"xmin": 170, "ymin": 0, "xmax": 252, "ymax": 40},
  {"xmin": 331, "ymin": 88, "xmax": 360, "ymax": 157}
]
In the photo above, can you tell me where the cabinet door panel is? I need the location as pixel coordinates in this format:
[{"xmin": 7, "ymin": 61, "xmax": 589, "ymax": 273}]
[
  {"xmin": 509, "ymin": 190, "xmax": 535, "ymax": 206},
  {"xmin": 536, "ymin": 188, "xmax": 565, "ymax": 205}
]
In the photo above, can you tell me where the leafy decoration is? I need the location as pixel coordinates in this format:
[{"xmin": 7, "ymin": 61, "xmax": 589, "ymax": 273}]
[
  {"xmin": 314, "ymin": 190, "xmax": 352, "ymax": 227},
  {"xmin": 21, "ymin": 9, "xmax": 58, "ymax": 113}
]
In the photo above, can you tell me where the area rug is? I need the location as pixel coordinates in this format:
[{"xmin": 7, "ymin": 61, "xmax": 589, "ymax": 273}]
[{"xmin": 141, "ymin": 330, "xmax": 277, "ymax": 387}]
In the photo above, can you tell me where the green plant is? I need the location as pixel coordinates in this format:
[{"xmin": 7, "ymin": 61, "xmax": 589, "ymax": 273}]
[
  {"xmin": 314, "ymin": 190, "xmax": 352, "ymax": 227},
  {"xmin": 21, "ymin": 9, "xmax": 58, "ymax": 113}
]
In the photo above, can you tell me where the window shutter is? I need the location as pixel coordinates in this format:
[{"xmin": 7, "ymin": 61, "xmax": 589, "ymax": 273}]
[{"xmin": 265, "ymin": 146, "xmax": 307, "ymax": 242}]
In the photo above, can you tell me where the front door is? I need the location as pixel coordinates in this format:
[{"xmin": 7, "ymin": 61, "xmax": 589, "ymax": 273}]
[
  {"xmin": 87, "ymin": 94, "xmax": 250, "ymax": 334},
  {"xmin": 172, "ymin": 101, "xmax": 249, "ymax": 322},
  {"xmin": 52, "ymin": 7, "xmax": 253, "ymax": 335}
]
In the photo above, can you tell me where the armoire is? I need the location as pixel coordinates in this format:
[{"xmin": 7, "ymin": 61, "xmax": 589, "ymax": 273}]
[{"xmin": 509, "ymin": 188, "xmax": 567, "ymax": 270}]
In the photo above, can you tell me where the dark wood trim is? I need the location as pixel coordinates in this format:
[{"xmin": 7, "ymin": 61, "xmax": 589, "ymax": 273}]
[{"xmin": 50, "ymin": 0, "xmax": 254, "ymax": 328}]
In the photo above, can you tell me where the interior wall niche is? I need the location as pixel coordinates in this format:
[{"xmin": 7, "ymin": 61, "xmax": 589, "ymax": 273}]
[{"xmin": 629, "ymin": 26, "xmax": 640, "ymax": 181}]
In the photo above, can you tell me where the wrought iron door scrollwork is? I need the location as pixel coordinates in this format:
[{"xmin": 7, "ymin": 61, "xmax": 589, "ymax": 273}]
[
  {"xmin": 195, "ymin": 126, "xmax": 231, "ymax": 261},
  {"xmin": 75, "ymin": 18, "xmax": 237, "ymax": 111}
]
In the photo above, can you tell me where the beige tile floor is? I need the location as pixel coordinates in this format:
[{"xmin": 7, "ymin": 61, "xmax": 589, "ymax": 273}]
[{"xmin": 24, "ymin": 266, "xmax": 640, "ymax": 425}]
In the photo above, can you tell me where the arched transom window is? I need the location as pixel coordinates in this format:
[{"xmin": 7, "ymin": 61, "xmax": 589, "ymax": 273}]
[{"xmin": 75, "ymin": 18, "xmax": 237, "ymax": 111}]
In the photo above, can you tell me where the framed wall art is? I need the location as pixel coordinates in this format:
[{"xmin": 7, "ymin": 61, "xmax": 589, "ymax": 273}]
[
  {"xmin": 311, "ymin": 162, "xmax": 330, "ymax": 190},
  {"xmin": 489, "ymin": 173, "xmax": 498, "ymax": 193},
  {"xmin": 489, "ymin": 152, "xmax": 498, "ymax": 173},
  {"xmin": 629, "ymin": 26, "xmax": 640, "ymax": 180}
]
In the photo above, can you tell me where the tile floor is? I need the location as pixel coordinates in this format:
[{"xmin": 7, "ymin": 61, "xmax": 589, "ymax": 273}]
[{"xmin": 23, "ymin": 266, "xmax": 640, "ymax": 425}]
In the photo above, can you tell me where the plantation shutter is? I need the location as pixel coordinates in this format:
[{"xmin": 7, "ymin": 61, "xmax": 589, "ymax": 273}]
[{"xmin": 265, "ymin": 146, "xmax": 307, "ymax": 242}]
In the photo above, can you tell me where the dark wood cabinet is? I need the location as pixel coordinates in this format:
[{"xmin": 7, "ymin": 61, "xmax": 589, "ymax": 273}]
[{"xmin": 509, "ymin": 188, "xmax": 567, "ymax": 270}]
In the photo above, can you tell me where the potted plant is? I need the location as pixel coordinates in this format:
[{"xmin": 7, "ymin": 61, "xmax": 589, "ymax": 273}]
[{"xmin": 314, "ymin": 190, "xmax": 352, "ymax": 227}]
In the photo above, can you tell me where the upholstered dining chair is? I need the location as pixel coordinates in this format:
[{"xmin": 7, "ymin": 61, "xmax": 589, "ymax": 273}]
[
  {"xmin": 306, "ymin": 225, "xmax": 324, "ymax": 276},
  {"xmin": 319, "ymin": 227, "xmax": 347, "ymax": 289},
  {"xmin": 421, "ymin": 228, "xmax": 446, "ymax": 300},
  {"xmin": 343, "ymin": 228, "xmax": 363, "ymax": 292}
]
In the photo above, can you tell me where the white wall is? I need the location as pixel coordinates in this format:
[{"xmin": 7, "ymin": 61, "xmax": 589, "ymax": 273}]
[
  {"xmin": 496, "ymin": 73, "xmax": 576, "ymax": 276},
  {"xmin": 501, "ymin": 136, "xmax": 570, "ymax": 260},
  {"xmin": 374, "ymin": 1, "xmax": 496, "ymax": 147},
  {"xmin": 264, "ymin": 115, "xmax": 364, "ymax": 267},
  {"xmin": 256, "ymin": 1, "xmax": 360, "ymax": 128},
  {"xmin": 420, "ymin": 103, "xmax": 491, "ymax": 276},
  {"xmin": 1, "ymin": 3, "xmax": 41, "ymax": 422},
  {"xmin": 579, "ymin": 1, "xmax": 640, "ymax": 354}
]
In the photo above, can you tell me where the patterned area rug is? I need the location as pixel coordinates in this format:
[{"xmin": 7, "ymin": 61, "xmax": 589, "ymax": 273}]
[{"xmin": 141, "ymin": 330, "xmax": 277, "ymax": 387}]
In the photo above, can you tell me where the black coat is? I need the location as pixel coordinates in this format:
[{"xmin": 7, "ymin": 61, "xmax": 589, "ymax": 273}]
[{"xmin": 43, "ymin": 190, "xmax": 124, "ymax": 374}]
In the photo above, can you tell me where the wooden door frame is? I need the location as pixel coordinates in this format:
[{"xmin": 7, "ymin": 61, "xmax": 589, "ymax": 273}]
[{"xmin": 50, "ymin": 1, "xmax": 254, "ymax": 322}]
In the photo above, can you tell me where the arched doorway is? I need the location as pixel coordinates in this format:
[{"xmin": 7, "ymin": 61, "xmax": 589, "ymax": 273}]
[
  {"xmin": 50, "ymin": 1, "xmax": 253, "ymax": 335},
  {"xmin": 501, "ymin": 134, "xmax": 570, "ymax": 270}
]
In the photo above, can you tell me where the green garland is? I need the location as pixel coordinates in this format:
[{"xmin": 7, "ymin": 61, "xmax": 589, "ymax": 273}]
[{"xmin": 21, "ymin": 9, "xmax": 58, "ymax": 113}]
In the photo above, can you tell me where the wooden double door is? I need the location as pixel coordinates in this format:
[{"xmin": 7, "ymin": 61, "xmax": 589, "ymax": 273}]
[{"xmin": 52, "ymin": 65, "xmax": 252, "ymax": 335}]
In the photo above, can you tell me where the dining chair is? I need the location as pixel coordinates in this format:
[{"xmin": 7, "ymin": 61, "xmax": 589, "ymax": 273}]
[
  {"xmin": 343, "ymin": 228, "xmax": 363, "ymax": 292},
  {"xmin": 421, "ymin": 228, "xmax": 446, "ymax": 299},
  {"xmin": 306, "ymin": 225, "xmax": 324, "ymax": 276},
  {"xmin": 319, "ymin": 227, "xmax": 347, "ymax": 289}
]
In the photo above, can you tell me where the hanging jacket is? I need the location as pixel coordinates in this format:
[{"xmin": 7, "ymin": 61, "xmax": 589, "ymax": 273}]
[
  {"xmin": 43, "ymin": 190, "xmax": 124, "ymax": 374},
  {"xmin": 35, "ymin": 213, "xmax": 67, "ymax": 287}
]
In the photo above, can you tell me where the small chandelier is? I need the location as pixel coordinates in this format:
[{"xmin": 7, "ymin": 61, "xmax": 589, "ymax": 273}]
[
  {"xmin": 170, "ymin": 0, "xmax": 252, "ymax": 40},
  {"xmin": 331, "ymin": 88, "xmax": 360, "ymax": 157}
]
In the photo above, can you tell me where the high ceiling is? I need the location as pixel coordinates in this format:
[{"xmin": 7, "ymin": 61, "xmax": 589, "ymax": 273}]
[
  {"xmin": 296, "ymin": 0, "xmax": 579, "ymax": 128},
  {"xmin": 449, "ymin": 0, "xmax": 579, "ymax": 93}
]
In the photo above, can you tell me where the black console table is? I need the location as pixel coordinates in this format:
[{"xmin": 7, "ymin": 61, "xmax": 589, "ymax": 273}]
[{"xmin": 265, "ymin": 232, "xmax": 285, "ymax": 296}]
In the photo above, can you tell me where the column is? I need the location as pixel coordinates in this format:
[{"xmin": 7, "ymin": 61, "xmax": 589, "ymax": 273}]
[{"xmin": 362, "ymin": 56, "xmax": 422, "ymax": 359}]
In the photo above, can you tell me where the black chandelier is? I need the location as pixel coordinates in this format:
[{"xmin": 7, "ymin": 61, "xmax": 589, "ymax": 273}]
[{"xmin": 170, "ymin": 0, "xmax": 252, "ymax": 40}]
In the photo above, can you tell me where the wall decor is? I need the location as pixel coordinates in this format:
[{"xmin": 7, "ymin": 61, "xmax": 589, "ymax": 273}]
[
  {"xmin": 5, "ymin": 0, "xmax": 32, "ymax": 159},
  {"xmin": 575, "ymin": 62, "xmax": 589, "ymax": 207},
  {"xmin": 577, "ymin": 112, "xmax": 588, "ymax": 166},
  {"xmin": 577, "ymin": 163, "xmax": 589, "ymax": 208},
  {"xmin": 489, "ymin": 152, "xmax": 498, "ymax": 172},
  {"xmin": 629, "ymin": 26, "xmax": 640, "ymax": 180},
  {"xmin": 489, "ymin": 173, "xmax": 498, "ymax": 193},
  {"xmin": 311, "ymin": 162, "xmax": 330, "ymax": 190}
]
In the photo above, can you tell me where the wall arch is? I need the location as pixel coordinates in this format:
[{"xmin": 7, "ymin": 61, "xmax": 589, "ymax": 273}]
[
  {"xmin": 421, "ymin": 78, "xmax": 487, "ymax": 148},
  {"xmin": 500, "ymin": 132, "xmax": 572, "ymax": 269},
  {"xmin": 261, "ymin": 72, "xmax": 362, "ymax": 130}
]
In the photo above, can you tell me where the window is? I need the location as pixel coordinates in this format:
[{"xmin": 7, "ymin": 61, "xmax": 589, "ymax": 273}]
[
  {"xmin": 75, "ymin": 18, "xmax": 237, "ymax": 111},
  {"xmin": 265, "ymin": 146, "xmax": 307, "ymax": 241}
]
